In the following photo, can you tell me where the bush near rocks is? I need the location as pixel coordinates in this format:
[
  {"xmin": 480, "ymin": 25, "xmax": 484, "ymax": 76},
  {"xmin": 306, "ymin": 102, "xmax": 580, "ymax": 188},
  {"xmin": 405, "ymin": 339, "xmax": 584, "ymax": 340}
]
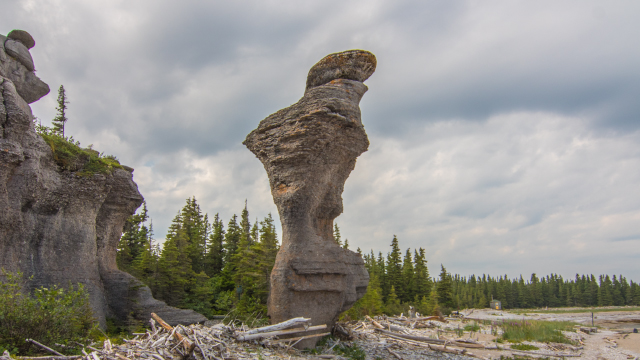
[{"xmin": 0, "ymin": 271, "xmax": 98, "ymax": 355}]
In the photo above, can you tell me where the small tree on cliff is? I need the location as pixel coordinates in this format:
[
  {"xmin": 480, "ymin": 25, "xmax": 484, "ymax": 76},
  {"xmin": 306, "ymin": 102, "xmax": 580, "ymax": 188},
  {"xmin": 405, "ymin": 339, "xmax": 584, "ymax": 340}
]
[
  {"xmin": 333, "ymin": 224, "xmax": 342, "ymax": 247},
  {"xmin": 52, "ymin": 85, "xmax": 69, "ymax": 137}
]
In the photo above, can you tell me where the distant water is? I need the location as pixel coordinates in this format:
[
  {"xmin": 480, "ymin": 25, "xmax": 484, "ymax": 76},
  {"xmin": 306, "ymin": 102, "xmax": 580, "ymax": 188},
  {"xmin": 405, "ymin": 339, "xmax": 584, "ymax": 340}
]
[
  {"xmin": 600, "ymin": 321, "xmax": 640, "ymax": 330},
  {"xmin": 615, "ymin": 322, "xmax": 640, "ymax": 330}
]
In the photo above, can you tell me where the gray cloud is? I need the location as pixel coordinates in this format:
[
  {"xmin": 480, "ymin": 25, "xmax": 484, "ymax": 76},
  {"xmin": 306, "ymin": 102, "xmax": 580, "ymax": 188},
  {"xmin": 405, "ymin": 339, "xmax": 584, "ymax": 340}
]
[{"xmin": 3, "ymin": 0, "xmax": 640, "ymax": 280}]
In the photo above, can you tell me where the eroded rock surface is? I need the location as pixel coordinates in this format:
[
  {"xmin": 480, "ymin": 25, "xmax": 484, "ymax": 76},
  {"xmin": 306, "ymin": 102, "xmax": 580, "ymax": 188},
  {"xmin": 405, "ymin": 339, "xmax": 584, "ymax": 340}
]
[
  {"xmin": 0, "ymin": 30, "xmax": 205, "ymax": 327},
  {"xmin": 244, "ymin": 50, "xmax": 375, "ymax": 347}
]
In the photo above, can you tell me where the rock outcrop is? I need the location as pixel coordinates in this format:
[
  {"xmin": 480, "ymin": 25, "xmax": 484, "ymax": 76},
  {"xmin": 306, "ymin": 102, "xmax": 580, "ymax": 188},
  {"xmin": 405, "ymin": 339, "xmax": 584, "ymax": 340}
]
[
  {"xmin": 244, "ymin": 50, "xmax": 375, "ymax": 347},
  {"xmin": 0, "ymin": 30, "xmax": 206, "ymax": 327}
]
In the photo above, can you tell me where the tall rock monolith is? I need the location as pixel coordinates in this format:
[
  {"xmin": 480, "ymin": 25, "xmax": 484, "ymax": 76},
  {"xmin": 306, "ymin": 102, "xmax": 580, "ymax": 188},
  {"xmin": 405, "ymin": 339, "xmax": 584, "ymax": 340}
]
[
  {"xmin": 244, "ymin": 50, "xmax": 375, "ymax": 347},
  {"xmin": 0, "ymin": 30, "xmax": 206, "ymax": 327}
]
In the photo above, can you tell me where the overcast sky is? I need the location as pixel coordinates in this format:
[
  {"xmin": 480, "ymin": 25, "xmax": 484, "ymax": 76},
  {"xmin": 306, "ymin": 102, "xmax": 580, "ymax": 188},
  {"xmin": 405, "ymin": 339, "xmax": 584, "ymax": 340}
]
[{"xmin": 3, "ymin": 1, "xmax": 639, "ymax": 281}]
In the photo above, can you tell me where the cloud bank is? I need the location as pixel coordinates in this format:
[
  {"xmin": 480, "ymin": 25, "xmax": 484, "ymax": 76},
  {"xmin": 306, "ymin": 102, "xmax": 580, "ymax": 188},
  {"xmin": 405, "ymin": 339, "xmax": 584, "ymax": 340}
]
[{"xmin": 2, "ymin": 0, "xmax": 639, "ymax": 279}]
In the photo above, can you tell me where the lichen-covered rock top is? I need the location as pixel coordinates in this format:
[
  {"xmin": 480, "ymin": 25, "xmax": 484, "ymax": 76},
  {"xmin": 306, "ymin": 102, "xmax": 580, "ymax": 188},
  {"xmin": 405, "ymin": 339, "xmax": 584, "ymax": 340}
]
[
  {"xmin": 8, "ymin": 29, "xmax": 35, "ymax": 49},
  {"xmin": 305, "ymin": 49, "xmax": 376, "ymax": 91},
  {"xmin": 244, "ymin": 50, "xmax": 375, "ymax": 348}
]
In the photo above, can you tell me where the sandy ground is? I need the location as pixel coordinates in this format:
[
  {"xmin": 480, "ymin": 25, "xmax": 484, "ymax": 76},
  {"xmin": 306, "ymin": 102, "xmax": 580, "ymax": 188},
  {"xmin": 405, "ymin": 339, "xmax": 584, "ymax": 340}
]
[
  {"xmin": 611, "ymin": 332, "xmax": 640, "ymax": 355},
  {"xmin": 455, "ymin": 308, "xmax": 640, "ymax": 360}
]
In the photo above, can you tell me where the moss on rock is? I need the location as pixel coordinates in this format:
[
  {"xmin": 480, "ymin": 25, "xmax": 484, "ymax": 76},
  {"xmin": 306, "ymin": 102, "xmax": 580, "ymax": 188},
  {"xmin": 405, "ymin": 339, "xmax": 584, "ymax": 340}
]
[{"xmin": 39, "ymin": 133, "xmax": 123, "ymax": 175}]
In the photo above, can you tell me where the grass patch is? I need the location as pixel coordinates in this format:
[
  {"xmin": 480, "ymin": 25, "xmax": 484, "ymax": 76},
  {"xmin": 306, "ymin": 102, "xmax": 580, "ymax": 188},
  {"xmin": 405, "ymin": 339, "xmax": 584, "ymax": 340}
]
[
  {"xmin": 510, "ymin": 343, "xmax": 540, "ymax": 351},
  {"xmin": 39, "ymin": 132, "xmax": 123, "ymax": 175},
  {"xmin": 304, "ymin": 336, "xmax": 366, "ymax": 360},
  {"xmin": 500, "ymin": 320, "xmax": 576, "ymax": 344},
  {"xmin": 333, "ymin": 342, "xmax": 366, "ymax": 360},
  {"xmin": 464, "ymin": 322, "xmax": 481, "ymax": 332}
]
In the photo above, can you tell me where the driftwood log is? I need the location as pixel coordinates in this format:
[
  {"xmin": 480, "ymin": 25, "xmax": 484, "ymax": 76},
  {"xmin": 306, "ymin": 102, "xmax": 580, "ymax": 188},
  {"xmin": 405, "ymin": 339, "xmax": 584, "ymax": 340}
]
[
  {"xmin": 509, "ymin": 349, "xmax": 583, "ymax": 358},
  {"xmin": 25, "ymin": 339, "xmax": 64, "ymax": 357},
  {"xmin": 243, "ymin": 317, "xmax": 311, "ymax": 335},
  {"xmin": 374, "ymin": 328, "xmax": 484, "ymax": 349},
  {"xmin": 13, "ymin": 357, "xmax": 83, "ymax": 360},
  {"xmin": 151, "ymin": 312, "xmax": 196, "ymax": 355},
  {"xmin": 235, "ymin": 324, "xmax": 327, "ymax": 341},
  {"xmin": 267, "ymin": 332, "xmax": 331, "ymax": 346}
]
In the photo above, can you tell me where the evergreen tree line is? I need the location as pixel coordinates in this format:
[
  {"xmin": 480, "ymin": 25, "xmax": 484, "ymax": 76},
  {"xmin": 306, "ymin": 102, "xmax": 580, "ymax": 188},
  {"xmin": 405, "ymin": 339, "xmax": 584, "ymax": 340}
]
[
  {"xmin": 118, "ymin": 204, "xmax": 640, "ymax": 320},
  {"xmin": 449, "ymin": 272, "xmax": 640, "ymax": 310},
  {"xmin": 116, "ymin": 198, "xmax": 279, "ymax": 318},
  {"xmin": 346, "ymin": 236, "xmax": 640, "ymax": 318}
]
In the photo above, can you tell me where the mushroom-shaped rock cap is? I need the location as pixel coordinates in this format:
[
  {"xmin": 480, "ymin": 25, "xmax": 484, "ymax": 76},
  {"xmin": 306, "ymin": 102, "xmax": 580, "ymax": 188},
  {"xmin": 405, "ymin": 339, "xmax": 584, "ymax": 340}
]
[
  {"xmin": 8, "ymin": 29, "xmax": 36, "ymax": 49},
  {"xmin": 305, "ymin": 49, "xmax": 376, "ymax": 91}
]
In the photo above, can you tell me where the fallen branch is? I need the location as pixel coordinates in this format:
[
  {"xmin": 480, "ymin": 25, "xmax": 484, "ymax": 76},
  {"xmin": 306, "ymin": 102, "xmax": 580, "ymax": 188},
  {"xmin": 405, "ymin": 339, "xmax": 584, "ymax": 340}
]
[
  {"xmin": 509, "ymin": 350, "xmax": 582, "ymax": 358},
  {"xmin": 391, "ymin": 316, "xmax": 447, "ymax": 323},
  {"xmin": 365, "ymin": 315, "xmax": 384, "ymax": 329},
  {"xmin": 266, "ymin": 331, "xmax": 330, "ymax": 345},
  {"xmin": 14, "ymin": 357, "xmax": 82, "ymax": 360},
  {"xmin": 387, "ymin": 348, "xmax": 403, "ymax": 359},
  {"xmin": 235, "ymin": 324, "xmax": 327, "ymax": 341},
  {"xmin": 374, "ymin": 328, "xmax": 484, "ymax": 348},
  {"xmin": 25, "ymin": 339, "xmax": 64, "ymax": 357},
  {"xmin": 151, "ymin": 313, "xmax": 196, "ymax": 356},
  {"xmin": 428, "ymin": 344, "xmax": 465, "ymax": 355},
  {"xmin": 243, "ymin": 317, "xmax": 311, "ymax": 335}
]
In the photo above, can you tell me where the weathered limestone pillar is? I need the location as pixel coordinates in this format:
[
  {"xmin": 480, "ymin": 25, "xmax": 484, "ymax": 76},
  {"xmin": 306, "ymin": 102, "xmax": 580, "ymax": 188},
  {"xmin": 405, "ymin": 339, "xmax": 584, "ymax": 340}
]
[{"xmin": 244, "ymin": 50, "xmax": 376, "ymax": 347}]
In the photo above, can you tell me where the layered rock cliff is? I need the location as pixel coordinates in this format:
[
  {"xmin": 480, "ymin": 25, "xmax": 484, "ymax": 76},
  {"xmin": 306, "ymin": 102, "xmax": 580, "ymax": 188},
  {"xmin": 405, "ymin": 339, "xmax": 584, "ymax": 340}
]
[
  {"xmin": 0, "ymin": 30, "xmax": 205, "ymax": 327},
  {"xmin": 244, "ymin": 50, "xmax": 375, "ymax": 347}
]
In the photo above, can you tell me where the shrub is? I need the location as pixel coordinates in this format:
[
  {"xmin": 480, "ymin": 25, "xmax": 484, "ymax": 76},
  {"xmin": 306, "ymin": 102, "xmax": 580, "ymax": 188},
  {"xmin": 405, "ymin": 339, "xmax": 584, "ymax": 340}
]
[{"xmin": 0, "ymin": 271, "xmax": 98, "ymax": 355}]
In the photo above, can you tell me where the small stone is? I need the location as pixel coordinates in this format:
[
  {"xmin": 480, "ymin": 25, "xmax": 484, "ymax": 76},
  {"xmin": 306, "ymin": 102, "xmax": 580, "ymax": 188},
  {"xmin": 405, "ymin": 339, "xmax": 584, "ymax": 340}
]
[
  {"xmin": 7, "ymin": 29, "xmax": 35, "ymax": 49},
  {"xmin": 4, "ymin": 39, "xmax": 34, "ymax": 71},
  {"xmin": 305, "ymin": 49, "xmax": 376, "ymax": 91}
]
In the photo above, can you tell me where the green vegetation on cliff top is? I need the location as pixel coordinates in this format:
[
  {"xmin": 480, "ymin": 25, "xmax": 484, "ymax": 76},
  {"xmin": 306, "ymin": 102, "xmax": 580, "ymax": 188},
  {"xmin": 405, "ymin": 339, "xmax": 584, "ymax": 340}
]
[{"xmin": 37, "ymin": 126, "xmax": 123, "ymax": 176}]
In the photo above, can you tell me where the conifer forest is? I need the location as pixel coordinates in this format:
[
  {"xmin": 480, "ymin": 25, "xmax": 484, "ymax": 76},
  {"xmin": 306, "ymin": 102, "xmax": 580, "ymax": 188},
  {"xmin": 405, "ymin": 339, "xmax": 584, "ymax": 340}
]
[{"xmin": 116, "ymin": 198, "xmax": 640, "ymax": 320}]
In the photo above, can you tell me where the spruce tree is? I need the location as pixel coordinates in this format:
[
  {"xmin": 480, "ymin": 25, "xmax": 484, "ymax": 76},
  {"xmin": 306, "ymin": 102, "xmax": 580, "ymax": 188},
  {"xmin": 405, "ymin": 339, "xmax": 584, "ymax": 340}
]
[
  {"xmin": 52, "ymin": 85, "xmax": 69, "ymax": 137},
  {"xmin": 385, "ymin": 285, "xmax": 402, "ymax": 315},
  {"xmin": 223, "ymin": 215, "xmax": 241, "ymax": 266},
  {"xmin": 252, "ymin": 213, "xmax": 279, "ymax": 302},
  {"xmin": 231, "ymin": 205, "xmax": 256, "ymax": 299},
  {"xmin": 156, "ymin": 215, "xmax": 196, "ymax": 306},
  {"xmin": 401, "ymin": 248, "xmax": 414, "ymax": 302},
  {"xmin": 180, "ymin": 197, "xmax": 209, "ymax": 274},
  {"xmin": 205, "ymin": 213, "xmax": 225, "ymax": 277},
  {"xmin": 131, "ymin": 225, "xmax": 159, "ymax": 290},
  {"xmin": 239, "ymin": 201, "xmax": 253, "ymax": 246},
  {"xmin": 436, "ymin": 264, "xmax": 455, "ymax": 312},
  {"xmin": 413, "ymin": 248, "xmax": 431, "ymax": 300},
  {"xmin": 377, "ymin": 252, "xmax": 389, "ymax": 301},
  {"xmin": 387, "ymin": 235, "xmax": 403, "ymax": 300},
  {"xmin": 117, "ymin": 202, "xmax": 152, "ymax": 273},
  {"xmin": 333, "ymin": 224, "xmax": 342, "ymax": 247}
]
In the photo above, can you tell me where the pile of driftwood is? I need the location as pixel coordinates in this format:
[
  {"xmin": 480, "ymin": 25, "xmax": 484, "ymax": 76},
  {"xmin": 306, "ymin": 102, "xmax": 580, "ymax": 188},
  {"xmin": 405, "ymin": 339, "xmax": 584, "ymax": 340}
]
[
  {"xmin": 344, "ymin": 315, "xmax": 486, "ymax": 359},
  {"xmin": 3, "ymin": 314, "xmax": 337, "ymax": 360}
]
